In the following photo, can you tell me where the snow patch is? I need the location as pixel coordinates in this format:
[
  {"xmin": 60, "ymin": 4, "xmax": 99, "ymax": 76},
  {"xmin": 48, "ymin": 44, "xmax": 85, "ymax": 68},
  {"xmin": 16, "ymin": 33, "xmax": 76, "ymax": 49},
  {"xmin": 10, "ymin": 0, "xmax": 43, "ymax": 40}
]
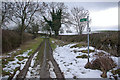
[
  {"xmin": 31, "ymin": 52, "xmax": 38, "ymax": 67},
  {"xmin": 48, "ymin": 61, "xmax": 57, "ymax": 78},
  {"xmin": 52, "ymin": 41, "xmax": 55, "ymax": 43},
  {"xmin": 26, "ymin": 52, "xmax": 40, "ymax": 78},
  {"xmin": 2, "ymin": 75, "xmax": 9, "ymax": 80},
  {"xmin": 53, "ymin": 43, "xmax": 119, "ymax": 78},
  {"xmin": 7, "ymin": 48, "xmax": 21, "ymax": 55},
  {"xmin": 13, "ymin": 70, "xmax": 20, "ymax": 78},
  {"xmin": 16, "ymin": 49, "xmax": 32, "ymax": 58},
  {"xmin": 20, "ymin": 59, "xmax": 28, "ymax": 70},
  {"xmin": 3, "ymin": 49, "xmax": 32, "ymax": 77}
]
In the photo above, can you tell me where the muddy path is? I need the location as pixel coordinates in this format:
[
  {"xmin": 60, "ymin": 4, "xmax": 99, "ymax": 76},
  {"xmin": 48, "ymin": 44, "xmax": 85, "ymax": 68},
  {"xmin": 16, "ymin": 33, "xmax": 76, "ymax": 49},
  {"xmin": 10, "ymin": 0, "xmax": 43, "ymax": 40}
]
[
  {"xmin": 16, "ymin": 38, "xmax": 65, "ymax": 79},
  {"xmin": 40, "ymin": 38, "xmax": 65, "ymax": 79},
  {"xmin": 40, "ymin": 39, "xmax": 50, "ymax": 78},
  {"xmin": 47, "ymin": 39, "xmax": 65, "ymax": 79}
]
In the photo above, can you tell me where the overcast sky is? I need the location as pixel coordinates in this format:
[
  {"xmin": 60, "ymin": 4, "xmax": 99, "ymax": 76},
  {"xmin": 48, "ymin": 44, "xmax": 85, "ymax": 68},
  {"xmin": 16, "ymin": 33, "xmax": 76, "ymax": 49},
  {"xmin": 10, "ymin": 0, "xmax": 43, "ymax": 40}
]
[
  {"xmin": 2, "ymin": 1, "xmax": 119, "ymax": 32},
  {"xmin": 65, "ymin": 2, "xmax": 118, "ymax": 32}
]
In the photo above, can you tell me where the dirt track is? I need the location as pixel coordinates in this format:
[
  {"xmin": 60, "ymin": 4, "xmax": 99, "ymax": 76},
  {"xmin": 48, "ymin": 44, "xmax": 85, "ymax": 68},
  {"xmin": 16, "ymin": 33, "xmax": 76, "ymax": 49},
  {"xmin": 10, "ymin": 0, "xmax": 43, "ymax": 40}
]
[{"xmin": 16, "ymin": 38, "xmax": 64, "ymax": 79}]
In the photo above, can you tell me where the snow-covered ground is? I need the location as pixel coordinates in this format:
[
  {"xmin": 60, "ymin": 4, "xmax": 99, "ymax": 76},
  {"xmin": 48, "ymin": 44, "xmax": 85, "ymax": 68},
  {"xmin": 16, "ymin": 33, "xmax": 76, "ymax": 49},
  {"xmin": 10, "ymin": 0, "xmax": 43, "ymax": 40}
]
[
  {"xmin": 7, "ymin": 48, "xmax": 21, "ymax": 55},
  {"xmin": 48, "ymin": 61, "xmax": 57, "ymax": 78},
  {"xmin": 2, "ymin": 49, "xmax": 32, "ymax": 79},
  {"xmin": 53, "ymin": 43, "xmax": 119, "ymax": 79},
  {"xmin": 26, "ymin": 51, "xmax": 40, "ymax": 78},
  {"xmin": 0, "ymin": 48, "xmax": 23, "ymax": 59}
]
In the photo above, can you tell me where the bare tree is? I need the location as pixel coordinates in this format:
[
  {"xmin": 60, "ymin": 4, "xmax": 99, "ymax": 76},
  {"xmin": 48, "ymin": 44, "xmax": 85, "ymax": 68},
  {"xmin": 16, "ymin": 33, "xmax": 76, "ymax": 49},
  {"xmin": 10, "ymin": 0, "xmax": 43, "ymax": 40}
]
[
  {"xmin": 1, "ymin": 2, "xmax": 13, "ymax": 29},
  {"xmin": 2, "ymin": 2, "xmax": 42, "ymax": 43},
  {"xmin": 70, "ymin": 7, "xmax": 89, "ymax": 34},
  {"xmin": 30, "ymin": 22, "xmax": 39, "ymax": 38}
]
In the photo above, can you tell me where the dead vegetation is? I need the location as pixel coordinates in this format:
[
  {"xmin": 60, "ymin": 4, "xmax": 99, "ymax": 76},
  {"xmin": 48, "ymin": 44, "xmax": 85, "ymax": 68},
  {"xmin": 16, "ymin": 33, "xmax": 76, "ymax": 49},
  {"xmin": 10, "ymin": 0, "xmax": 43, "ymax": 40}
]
[
  {"xmin": 2, "ymin": 30, "xmax": 33, "ymax": 53},
  {"xmin": 111, "ymin": 68, "xmax": 120, "ymax": 77},
  {"xmin": 85, "ymin": 55, "xmax": 117, "ymax": 78},
  {"xmin": 70, "ymin": 42, "xmax": 87, "ymax": 48}
]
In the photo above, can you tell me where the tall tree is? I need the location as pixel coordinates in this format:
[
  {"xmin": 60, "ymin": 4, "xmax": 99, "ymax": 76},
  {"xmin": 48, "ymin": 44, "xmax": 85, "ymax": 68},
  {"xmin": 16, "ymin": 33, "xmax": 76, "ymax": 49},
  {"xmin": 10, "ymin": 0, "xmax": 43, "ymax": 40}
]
[
  {"xmin": 42, "ymin": 2, "xmax": 69, "ymax": 36},
  {"xmin": 70, "ymin": 7, "xmax": 89, "ymax": 34},
  {"xmin": 42, "ymin": 23, "xmax": 51, "ymax": 35},
  {"xmin": 43, "ymin": 8, "xmax": 62, "ymax": 36},
  {"xmin": 2, "ymin": 2, "xmax": 42, "ymax": 43}
]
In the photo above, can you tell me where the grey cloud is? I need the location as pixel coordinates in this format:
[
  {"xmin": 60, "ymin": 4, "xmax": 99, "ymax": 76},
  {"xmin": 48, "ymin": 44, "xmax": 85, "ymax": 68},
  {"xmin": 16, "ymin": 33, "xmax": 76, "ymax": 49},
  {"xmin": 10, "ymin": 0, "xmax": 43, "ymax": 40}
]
[{"xmin": 65, "ymin": 2, "xmax": 118, "ymax": 11}]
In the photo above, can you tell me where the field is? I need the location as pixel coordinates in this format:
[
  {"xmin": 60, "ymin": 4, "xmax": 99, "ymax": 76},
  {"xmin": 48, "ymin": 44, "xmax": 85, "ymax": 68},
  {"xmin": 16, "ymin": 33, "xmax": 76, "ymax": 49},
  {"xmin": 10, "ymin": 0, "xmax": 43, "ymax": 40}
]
[{"xmin": 53, "ymin": 31, "xmax": 119, "ymax": 57}]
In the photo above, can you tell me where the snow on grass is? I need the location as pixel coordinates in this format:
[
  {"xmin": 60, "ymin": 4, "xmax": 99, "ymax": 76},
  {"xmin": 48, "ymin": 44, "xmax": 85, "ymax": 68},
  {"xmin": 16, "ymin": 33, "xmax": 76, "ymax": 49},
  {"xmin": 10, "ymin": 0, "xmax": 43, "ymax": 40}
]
[
  {"xmin": 19, "ymin": 59, "xmax": 28, "ymax": 70},
  {"xmin": 26, "ymin": 64, "xmax": 41, "ymax": 78},
  {"xmin": 7, "ymin": 48, "xmax": 21, "ymax": 55},
  {"xmin": 111, "ymin": 56, "xmax": 119, "ymax": 66},
  {"xmin": 53, "ymin": 44, "xmax": 102, "ymax": 78},
  {"xmin": 2, "ymin": 75, "xmax": 9, "ymax": 80},
  {"xmin": 0, "ymin": 55, "xmax": 10, "ymax": 58},
  {"xmin": 2, "ymin": 49, "xmax": 32, "ymax": 78},
  {"xmin": 16, "ymin": 49, "xmax": 32, "ymax": 58},
  {"xmin": 52, "ymin": 41, "xmax": 55, "ymax": 43},
  {"xmin": 53, "ymin": 43, "xmax": 119, "ymax": 78},
  {"xmin": 26, "ymin": 52, "xmax": 40, "ymax": 78},
  {"xmin": 31, "ymin": 52, "xmax": 38, "ymax": 67},
  {"xmin": 13, "ymin": 70, "xmax": 20, "ymax": 78},
  {"xmin": 48, "ymin": 61, "xmax": 57, "ymax": 78},
  {"xmin": 3, "ymin": 58, "xmax": 20, "ymax": 74}
]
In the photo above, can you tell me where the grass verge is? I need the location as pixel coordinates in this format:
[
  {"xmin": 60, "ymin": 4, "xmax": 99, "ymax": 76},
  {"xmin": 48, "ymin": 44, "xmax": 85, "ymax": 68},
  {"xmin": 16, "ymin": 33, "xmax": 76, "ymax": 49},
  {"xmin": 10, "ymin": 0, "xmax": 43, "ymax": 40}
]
[
  {"xmin": 76, "ymin": 55, "xmax": 88, "ymax": 58},
  {"xmin": 2, "ymin": 37, "xmax": 43, "ymax": 77},
  {"xmin": 49, "ymin": 38, "xmax": 57, "ymax": 50},
  {"xmin": 70, "ymin": 43, "xmax": 87, "ymax": 48}
]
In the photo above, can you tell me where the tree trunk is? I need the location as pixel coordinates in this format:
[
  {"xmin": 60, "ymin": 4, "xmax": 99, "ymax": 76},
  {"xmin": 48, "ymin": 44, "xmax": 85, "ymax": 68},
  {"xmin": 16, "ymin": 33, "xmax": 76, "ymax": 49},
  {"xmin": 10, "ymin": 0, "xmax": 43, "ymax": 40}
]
[
  {"xmin": 78, "ymin": 25, "xmax": 83, "ymax": 35},
  {"xmin": 0, "ymin": 28, "xmax": 2, "ymax": 54},
  {"xmin": 20, "ymin": 19, "xmax": 24, "ymax": 44},
  {"xmin": 20, "ymin": 30, "xmax": 23, "ymax": 44},
  {"xmin": 55, "ymin": 31, "xmax": 59, "ymax": 36},
  {"xmin": 49, "ymin": 31, "xmax": 52, "ymax": 37},
  {"xmin": 79, "ymin": 30, "xmax": 82, "ymax": 35}
]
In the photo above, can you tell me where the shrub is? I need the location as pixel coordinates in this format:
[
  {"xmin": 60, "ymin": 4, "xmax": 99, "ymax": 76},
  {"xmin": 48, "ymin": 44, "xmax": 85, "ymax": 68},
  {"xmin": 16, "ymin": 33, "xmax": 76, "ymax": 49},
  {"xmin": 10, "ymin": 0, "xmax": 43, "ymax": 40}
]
[
  {"xmin": 91, "ymin": 56, "xmax": 116, "ymax": 71},
  {"xmin": 85, "ymin": 56, "xmax": 117, "ymax": 78}
]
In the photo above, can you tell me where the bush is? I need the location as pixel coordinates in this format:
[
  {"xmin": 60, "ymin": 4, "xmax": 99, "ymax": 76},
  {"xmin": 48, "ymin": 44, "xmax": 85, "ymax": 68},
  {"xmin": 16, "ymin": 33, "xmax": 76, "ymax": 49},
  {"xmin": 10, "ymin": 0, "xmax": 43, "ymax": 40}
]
[
  {"xmin": 91, "ymin": 56, "xmax": 116, "ymax": 71},
  {"xmin": 85, "ymin": 56, "xmax": 117, "ymax": 78}
]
